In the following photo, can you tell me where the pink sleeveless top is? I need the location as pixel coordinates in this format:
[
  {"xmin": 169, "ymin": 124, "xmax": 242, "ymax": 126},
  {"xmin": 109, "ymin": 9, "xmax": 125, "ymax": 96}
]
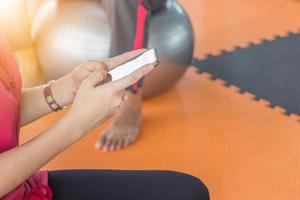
[{"xmin": 0, "ymin": 32, "xmax": 52, "ymax": 200}]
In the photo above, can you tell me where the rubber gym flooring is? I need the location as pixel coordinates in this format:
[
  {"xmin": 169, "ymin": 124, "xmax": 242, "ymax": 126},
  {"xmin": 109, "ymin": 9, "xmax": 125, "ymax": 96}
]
[{"xmin": 19, "ymin": 0, "xmax": 300, "ymax": 200}]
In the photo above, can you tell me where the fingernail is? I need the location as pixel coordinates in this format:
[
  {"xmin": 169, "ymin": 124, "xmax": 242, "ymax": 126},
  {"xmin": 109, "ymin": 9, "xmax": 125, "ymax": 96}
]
[{"xmin": 123, "ymin": 94, "xmax": 128, "ymax": 101}]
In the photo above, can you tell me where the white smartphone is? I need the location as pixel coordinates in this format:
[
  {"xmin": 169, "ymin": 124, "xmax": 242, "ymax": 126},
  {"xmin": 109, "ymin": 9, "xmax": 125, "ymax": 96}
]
[{"xmin": 109, "ymin": 49, "xmax": 159, "ymax": 81}]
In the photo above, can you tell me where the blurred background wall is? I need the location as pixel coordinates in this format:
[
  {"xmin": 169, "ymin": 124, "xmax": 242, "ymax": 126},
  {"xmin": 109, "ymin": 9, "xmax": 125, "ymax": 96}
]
[
  {"xmin": 0, "ymin": 0, "xmax": 46, "ymax": 87},
  {"xmin": 0, "ymin": 0, "xmax": 33, "ymax": 50}
]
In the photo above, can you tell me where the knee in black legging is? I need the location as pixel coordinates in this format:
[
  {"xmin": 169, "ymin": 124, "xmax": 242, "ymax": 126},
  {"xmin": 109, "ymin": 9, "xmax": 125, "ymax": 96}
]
[
  {"xmin": 49, "ymin": 170, "xmax": 209, "ymax": 200},
  {"xmin": 156, "ymin": 171, "xmax": 210, "ymax": 200}
]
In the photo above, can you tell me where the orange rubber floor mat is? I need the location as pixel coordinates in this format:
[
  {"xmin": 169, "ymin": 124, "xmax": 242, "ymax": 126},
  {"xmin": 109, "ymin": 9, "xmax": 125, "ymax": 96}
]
[
  {"xmin": 20, "ymin": 0, "xmax": 300, "ymax": 200},
  {"xmin": 181, "ymin": 0, "xmax": 300, "ymax": 59}
]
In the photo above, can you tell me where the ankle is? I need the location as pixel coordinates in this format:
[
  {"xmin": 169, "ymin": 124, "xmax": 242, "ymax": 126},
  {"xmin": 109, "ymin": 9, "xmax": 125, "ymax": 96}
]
[{"xmin": 124, "ymin": 91, "xmax": 143, "ymax": 111}]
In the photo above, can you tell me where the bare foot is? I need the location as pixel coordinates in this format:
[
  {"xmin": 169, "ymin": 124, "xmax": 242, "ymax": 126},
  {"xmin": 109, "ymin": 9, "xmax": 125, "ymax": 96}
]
[{"xmin": 96, "ymin": 91, "xmax": 142, "ymax": 152}]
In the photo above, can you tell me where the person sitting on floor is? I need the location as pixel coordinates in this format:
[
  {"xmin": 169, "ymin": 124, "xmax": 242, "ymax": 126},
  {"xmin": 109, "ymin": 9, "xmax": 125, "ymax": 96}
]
[{"xmin": 0, "ymin": 30, "xmax": 209, "ymax": 200}]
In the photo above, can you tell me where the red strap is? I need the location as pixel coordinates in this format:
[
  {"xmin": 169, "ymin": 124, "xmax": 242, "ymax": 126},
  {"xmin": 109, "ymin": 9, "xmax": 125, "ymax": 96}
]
[
  {"xmin": 133, "ymin": 0, "xmax": 148, "ymax": 50},
  {"xmin": 131, "ymin": 0, "xmax": 148, "ymax": 90}
]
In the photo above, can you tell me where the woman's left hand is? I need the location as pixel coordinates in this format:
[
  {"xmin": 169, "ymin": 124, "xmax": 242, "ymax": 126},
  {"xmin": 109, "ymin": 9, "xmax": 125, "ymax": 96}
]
[{"xmin": 68, "ymin": 60, "xmax": 109, "ymax": 95}]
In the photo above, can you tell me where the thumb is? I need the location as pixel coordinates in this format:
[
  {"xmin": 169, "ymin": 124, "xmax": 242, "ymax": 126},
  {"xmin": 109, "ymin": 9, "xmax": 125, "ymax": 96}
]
[{"xmin": 82, "ymin": 71, "xmax": 107, "ymax": 88}]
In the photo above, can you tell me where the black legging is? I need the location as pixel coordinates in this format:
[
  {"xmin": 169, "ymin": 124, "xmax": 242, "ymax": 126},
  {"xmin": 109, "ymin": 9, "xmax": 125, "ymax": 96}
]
[{"xmin": 48, "ymin": 170, "xmax": 209, "ymax": 200}]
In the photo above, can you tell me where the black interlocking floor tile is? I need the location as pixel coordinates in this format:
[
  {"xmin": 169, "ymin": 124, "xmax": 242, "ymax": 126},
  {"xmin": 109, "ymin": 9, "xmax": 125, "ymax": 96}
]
[{"xmin": 192, "ymin": 32, "xmax": 300, "ymax": 116}]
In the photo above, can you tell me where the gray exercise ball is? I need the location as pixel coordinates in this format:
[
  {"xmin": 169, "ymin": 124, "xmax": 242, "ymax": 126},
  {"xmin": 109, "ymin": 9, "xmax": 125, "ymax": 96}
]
[
  {"xmin": 144, "ymin": 0, "xmax": 193, "ymax": 98},
  {"xmin": 34, "ymin": 0, "xmax": 193, "ymax": 98}
]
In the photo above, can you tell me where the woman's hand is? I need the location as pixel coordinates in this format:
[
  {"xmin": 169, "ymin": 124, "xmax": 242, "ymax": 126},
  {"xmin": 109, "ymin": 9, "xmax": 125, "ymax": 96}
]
[
  {"xmin": 67, "ymin": 49, "xmax": 148, "ymax": 96},
  {"xmin": 66, "ymin": 50, "xmax": 154, "ymax": 137},
  {"xmin": 68, "ymin": 60, "xmax": 109, "ymax": 96},
  {"xmin": 21, "ymin": 49, "xmax": 147, "ymax": 126}
]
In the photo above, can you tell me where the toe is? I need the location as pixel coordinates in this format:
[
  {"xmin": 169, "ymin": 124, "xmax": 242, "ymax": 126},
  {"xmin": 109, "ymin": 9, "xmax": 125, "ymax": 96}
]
[
  {"xmin": 108, "ymin": 139, "xmax": 117, "ymax": 152},
  {"xmin": 115, "ymin": 139, "xmax": 123, "ymax": 151},
  {"xmin": 123, "ymin": 138, "xmax": 131, "ymax": 148},
  {"xmin": 108, "ymin": 139, "xmax": 116, "ymax": 151},
  {"xmin": 103, "ymin": 139, "xmax": 112, "ymax": 152},
  {"xmin": 125, "ymin": 134, "xmax": 138, "ymax": 148},
  {"xmin": 119, "ymin": 139, "xmax": 126, "ymax": 149},
  {"xmin": 96, "ymin": 135, "xmax": 107, "ymax": 149}
]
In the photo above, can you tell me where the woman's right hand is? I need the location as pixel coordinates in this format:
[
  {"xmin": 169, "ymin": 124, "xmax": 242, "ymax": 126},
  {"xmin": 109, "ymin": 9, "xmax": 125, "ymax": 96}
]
[{"xmin": 67, "ymin": 50, "xmax": 154, "ymax": 137}]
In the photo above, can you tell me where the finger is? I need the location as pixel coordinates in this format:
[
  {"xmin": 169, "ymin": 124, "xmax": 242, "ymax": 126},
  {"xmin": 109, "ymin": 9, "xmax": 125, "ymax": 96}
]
[
  {"xmin": 122, "ymin": 92, "xmax": 128, "ymax": 101},
  {"xmin": 83, "ymin": 61, "xmax": 109, "ymax": 72},
  {"xmin": 112, "ymin": 64, "xmax": 154, "ymax": 91},
  {"xmin": 103, "ymin": 49, "xmax": 147, "ymax": 70},
  {"xmin": 104, "ymin": 73, "xmax": 112, "ymax": 84},
  {"xmin": 94, "ymin": 73, "xmax": 112, "ymax": 87},
  {"xmin": 82, "ymin": 71, "xmax": 107, "ymax": 88}
]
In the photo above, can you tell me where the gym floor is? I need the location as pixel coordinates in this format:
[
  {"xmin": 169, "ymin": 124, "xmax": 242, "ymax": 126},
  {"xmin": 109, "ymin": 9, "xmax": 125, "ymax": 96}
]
[{"xmin": 20, "ymin": 0, "xmax": 300, "ymax": 200}]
